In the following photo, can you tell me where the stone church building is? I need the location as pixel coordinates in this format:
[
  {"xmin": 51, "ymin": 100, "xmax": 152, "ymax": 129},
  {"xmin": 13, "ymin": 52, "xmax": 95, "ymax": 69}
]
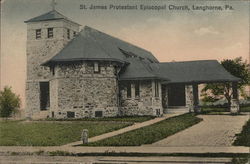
[{"xmin": 25, "ymin": 10, "xmax": 240, "ymax": 119}]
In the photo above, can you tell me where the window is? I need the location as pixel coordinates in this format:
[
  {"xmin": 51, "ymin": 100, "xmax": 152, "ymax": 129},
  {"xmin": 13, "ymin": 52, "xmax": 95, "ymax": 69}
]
[
  {"xmin": 135, "ymin": 81, "xmax": 140, "ymax": 97},
  {"xmin": 95, "ymin": 111, "xmax": 103, "ymax": 117},
  {"xmin": 156, "ymin": 109, "xmax": 161, "ymax": 116},
  {"xmin": 127, "ymin": 83, "xmax": 131, "ymax": 98},
  {"xmin": 39, "ymin": 82, "xmax": 50, "ymax": 110},
  {"xmin": 50, "ymin": 66, "xmax": 55, "ymax": 76},
  {"xmin": 73, "ymin": 31, "xmax": 77, "ymax": 37},
  {"xmin": 36, "ymin": 29, "xmax": 41, "ymax": 39},
  {"xmin": 48, "ymin": 28, "xmax": 53, "ymax": 38},
  {"xmin": 155, "ymin": 81, "xmax": 159, "ymax": 97},
  {"xmin": 67, "ymin": 29, "xmax": 70, "ymax": 39},
  {"xmin": 67, "ymin": 111, "xmax": 75, "ymax": 118},
  {"xmin": 51, "ymin": 112, "xmax": 54, "ymax": 118},
  {"xmin": 94, "ymin": 62, "xmax": 100, "ymax": 73}
]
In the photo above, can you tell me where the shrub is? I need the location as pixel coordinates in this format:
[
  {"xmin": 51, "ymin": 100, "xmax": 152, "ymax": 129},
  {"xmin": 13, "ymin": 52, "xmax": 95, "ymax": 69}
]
[{"xmin": 0, "ymin": 86, "xmax": 21, "ymax": 118}]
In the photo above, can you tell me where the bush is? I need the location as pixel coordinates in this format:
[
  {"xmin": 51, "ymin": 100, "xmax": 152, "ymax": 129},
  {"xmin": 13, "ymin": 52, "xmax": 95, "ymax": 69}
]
[
  {"xmin": 233, "ymin": 119, "xmax": 250, "ymax": 146},
  {"xmin": 0, "ymin": 86, "xmax": 21, "ymax": 118}
]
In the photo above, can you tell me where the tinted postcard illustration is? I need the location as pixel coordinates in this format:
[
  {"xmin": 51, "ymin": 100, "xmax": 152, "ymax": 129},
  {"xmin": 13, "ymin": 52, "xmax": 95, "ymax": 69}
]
[{"xmin": 0, "ymin": 0, "xmax": 249, "ymax": 163}]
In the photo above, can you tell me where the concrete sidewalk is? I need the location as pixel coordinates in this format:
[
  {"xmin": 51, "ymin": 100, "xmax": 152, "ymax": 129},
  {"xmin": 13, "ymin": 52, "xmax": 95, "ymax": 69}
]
[
  {"xmin": 151, "ymin": 115, "xmax": 249, "ymax": 147},
  {"xmin": 64, "ymin": 113, "xmax": 184, "ymax": 146}
]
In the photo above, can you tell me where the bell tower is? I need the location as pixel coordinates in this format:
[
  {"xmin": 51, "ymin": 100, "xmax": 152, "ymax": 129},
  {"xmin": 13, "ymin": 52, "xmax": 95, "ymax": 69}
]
[{"xmin": 25, "ymin": 4, "xmax": 80, "ymax": 118}]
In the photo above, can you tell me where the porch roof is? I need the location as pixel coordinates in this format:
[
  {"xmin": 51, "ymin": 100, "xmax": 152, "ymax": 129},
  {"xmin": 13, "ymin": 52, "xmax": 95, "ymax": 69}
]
[{"xmin": 150, "ymin": 60, "xmax": 240, "ymax": 84}]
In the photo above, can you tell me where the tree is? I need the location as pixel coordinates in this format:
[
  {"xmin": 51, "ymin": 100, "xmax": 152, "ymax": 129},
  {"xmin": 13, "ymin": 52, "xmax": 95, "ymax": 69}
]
[
  {"xmin": 0, "ymin": 86, "xmax": 21, "ymax": 118},
  {"xmin": 201, "ymin": 57, "xmax": 250, "ymax": 108}
]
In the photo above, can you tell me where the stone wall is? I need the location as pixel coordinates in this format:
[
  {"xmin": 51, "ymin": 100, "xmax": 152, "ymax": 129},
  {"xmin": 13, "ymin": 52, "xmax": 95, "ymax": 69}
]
[
  {"xmin": 25, "ymin": 19, "xmax": 79, "ymax": 118},
  {"xmin": 50, "ymin": 61, "xmax": 120, "ymax": 118},
  {"xmin": 119, "ymin": 80, "xmax": 163, "ymax": 116}
]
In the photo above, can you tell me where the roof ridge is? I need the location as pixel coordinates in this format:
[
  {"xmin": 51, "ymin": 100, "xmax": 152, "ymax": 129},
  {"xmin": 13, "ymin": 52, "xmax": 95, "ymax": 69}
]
[
  {"xmin": 160, "ymin": 60, "xmax": 218, "ymax": 64},
  {"xmin": 85, "ymin": 27, "xmax": 119, "ymax": 60}
]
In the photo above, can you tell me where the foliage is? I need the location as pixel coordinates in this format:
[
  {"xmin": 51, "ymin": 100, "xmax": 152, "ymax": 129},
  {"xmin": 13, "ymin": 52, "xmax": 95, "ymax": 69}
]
[
  {"xmin": 81, "ymin": 114, "xmax": 202, "ymax": 146},
  {"xmin": 233, "ymin": 119, "xmax": 250, "ymax": 147},
  {"xmin": 0, "ymin": 86, "xmax": 21, "ymax": 117},
  {"xmin": 0, "ymin": 120, "xmax": 131, "ymax": 146},
  {"xmin": 201, "ymin": 107, "xmax": 228, "ymax": 114},
  {"xmin": 200, "ymin": 106, "xmax": 250, "ymax": 114},
  {"xmin": 241, "ymin": 106, "xmax": 250, "ymax": 112},
  {"xmin": 202, "ymin": 57, "xmax": 250, "ymax": 107},
  {"xmin": 231, "ymin": 156, "xmax": 250, "ymax": 164}
]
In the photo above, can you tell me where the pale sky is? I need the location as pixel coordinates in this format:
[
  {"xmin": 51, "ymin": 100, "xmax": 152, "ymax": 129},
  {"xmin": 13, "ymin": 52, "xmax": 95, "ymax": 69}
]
[{"xmin": 1, "ymin": 0, "xmax": 249, "ymax": 108}]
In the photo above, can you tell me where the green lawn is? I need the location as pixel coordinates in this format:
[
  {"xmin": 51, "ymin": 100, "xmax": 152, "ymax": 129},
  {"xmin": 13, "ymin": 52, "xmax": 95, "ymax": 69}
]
[
  {"xmin": 0, "ymin": 120, "xmax": 132, "ymax": 146},
  {"xmin": 233, "ymin": 118, "xmax": 250, "ymax": 147},
  {"xmin": 81, "ymin": 113, "xmax": 202, "ymax": 146}
]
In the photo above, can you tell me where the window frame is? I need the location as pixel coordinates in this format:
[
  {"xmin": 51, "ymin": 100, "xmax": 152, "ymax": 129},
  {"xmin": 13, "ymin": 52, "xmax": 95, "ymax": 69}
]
[
  {"xmin": 47, "ymin": 28, "xmax": 54, "ymax": 38},
  {"xmin": 127, "ymin": 82, "xmax": 132, "ymax": 98},
  {"xmin": 155, "ymin": 81, "xmax": 159, "ymax": 97},
  {"xmin": 135, "ymin": 81, "xmax": 140, "ymax": 98},
  {"xmin": 36, "ymin": 29, "xmax": 41, "ymax": 39},
  {"xmin": 93, "ymin": 62, "xmax": 100, "ymax": 73},
  {"xmin": 67, "ymin": 28, "xmax": 70, "ymax": 39},
  {"xmin": 95, "ymin": 111, "xmax": 103, "ymax": 117},
  {"xmin": 67, "ymin": 111, "xmax": 75, "ymax": 118}
]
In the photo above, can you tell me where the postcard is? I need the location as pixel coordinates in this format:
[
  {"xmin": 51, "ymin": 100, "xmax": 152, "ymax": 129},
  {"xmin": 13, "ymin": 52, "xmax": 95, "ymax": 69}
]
[{"xmin": 0, "ymin": 0, "xmax": 249, "ymax": 163}]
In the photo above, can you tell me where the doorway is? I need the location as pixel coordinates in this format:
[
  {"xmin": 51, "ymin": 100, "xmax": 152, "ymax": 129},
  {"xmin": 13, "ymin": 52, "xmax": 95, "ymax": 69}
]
[
  {"xmin": 167, "ymin": 84, "xmax": 186, "ymax": 107},
  {"xmin": 40, "ymin": 82, "xmax": 50, "ymax": 110}
]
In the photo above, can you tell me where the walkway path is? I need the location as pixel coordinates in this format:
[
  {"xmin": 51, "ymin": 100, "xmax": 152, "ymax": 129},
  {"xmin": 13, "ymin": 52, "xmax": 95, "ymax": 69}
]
[
  {"xmin": 151, "ymin": 114, "xmax": 249, "ymax": 147},
  {"xmin": 64, "ymin": 113, "xmax": 184, "ymax": 146}
]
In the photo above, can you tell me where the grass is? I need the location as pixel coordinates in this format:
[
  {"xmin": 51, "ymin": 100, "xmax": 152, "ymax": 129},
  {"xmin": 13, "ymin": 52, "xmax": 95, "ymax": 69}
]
[
  {"xmin": 233, "ymin": 118, "xmax": 250, "ymax": 147},
  {"xmin": 79, "ymin": 113, "xmax": 202, "ymax": 146},
  {"xmin": 44, "ymin": 116, "xmax": 155, "ymax": 123},
  {"xmin": 0, "ymin": 120, "xmax": 132, "ymax": 146}
]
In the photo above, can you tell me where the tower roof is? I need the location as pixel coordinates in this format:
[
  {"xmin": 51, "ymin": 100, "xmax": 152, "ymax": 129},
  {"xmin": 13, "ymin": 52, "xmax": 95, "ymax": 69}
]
[{"xmin": 24, "ymin": 10, "xmax": 80, "ymax": 25}]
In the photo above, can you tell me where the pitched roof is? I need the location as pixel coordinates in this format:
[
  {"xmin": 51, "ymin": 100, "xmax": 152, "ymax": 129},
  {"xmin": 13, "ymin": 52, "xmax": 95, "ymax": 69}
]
[
  {"xmin": 151, "ymin": 60, "xmax": 240, "ymax": 83},
  {"xmin": 119, "ymin": 58, "xmax": 169, "ymax": 81},
  {"xmin": 43, "ymin": 26, "xmax": 158, "ymax": 65},
  {"xmin": 24, "ymin": 10, "xmax": 80, "ymax": 25}
]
